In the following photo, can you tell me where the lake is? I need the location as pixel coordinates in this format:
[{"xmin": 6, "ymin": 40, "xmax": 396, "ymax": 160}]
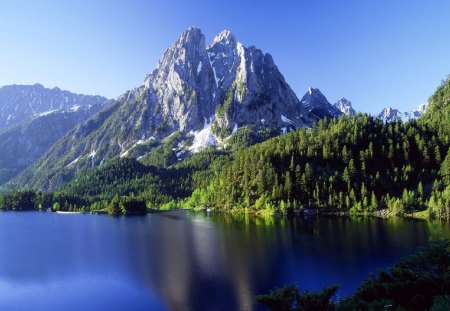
[{"xmin": 0, "ymin": 210, "xmax": 447, "ymax": 310}]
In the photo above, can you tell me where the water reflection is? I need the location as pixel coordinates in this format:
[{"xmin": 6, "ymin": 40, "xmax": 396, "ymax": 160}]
[{"xmin": 0, "ymin": 211, "xmax": 447, "ymax": 310}]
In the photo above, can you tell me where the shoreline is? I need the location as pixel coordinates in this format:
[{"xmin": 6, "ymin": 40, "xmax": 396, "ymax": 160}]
[
  {"xmin": 1, "ymin": 206, "xmax": 448, "ymax": 221},
  {"xmin": 192, "ymin": 207, "xmax": 449, "ymax": 221}
]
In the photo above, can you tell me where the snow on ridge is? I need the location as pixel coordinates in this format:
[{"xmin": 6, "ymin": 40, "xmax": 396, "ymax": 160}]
[
  {"xmin": 208, "ymin": 52, "xmax": 220, "ymax": 86},
  {"xmin": 236, "ymin": 41, "xmax": 247, "ymax": 100},
  {"xmin": 281, "ymin": 114, "xmax": 294, "ymax": 125},
  {"xmin": 70, "ymin": 105, "xmax": 81, "ymax": 112},
  {"xmin": 38, "ymin": 110, "xmax": 58, "ymax": 117},
  {"xmin": 89, "ymin": 150, "xmax": 97, "ymax": 168},
  {"xmin": 189, "ymin": 115, "xmax": 217, "ymax": 153},
  {"xmin": 197, "ymin": 61, "xmax": 202, "ymax": 75},
  {"xmin": 121, "ymin": 136, "xmax": 157, "ymax": 158},
  {"xmin": 414, "ymin": 102, "xmax": 428, "ymax": 113},
  {"xmin": 66, "ymin": 156, "xmax": 81, "ymax": 168},
  {"xmin": 212, "ymin": 29, "xmax": 233, "ymax": 45},
  {"xmin": 232, "ymin": 123, "xmax": 238, "ymax": 134}
]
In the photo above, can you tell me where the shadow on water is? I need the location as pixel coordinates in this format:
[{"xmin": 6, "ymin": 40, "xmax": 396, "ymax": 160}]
[{"xmin": 0, "ymin": 210, "xmax": 447, "ymax": 310}]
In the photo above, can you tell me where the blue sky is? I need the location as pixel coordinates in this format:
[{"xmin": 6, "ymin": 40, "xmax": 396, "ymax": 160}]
[{"xmin": 1, "ymin": 0, "xmax": 449, "ymax": 114}]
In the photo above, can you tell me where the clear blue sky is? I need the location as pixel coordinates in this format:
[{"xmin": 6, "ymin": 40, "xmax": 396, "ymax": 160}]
[{"xmin": 1, "ymin": 0, "xmax": 449, "ymax": 114}]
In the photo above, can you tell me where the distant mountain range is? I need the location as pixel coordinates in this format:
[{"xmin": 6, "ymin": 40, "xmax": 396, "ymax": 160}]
[
  {"xmin": 0, "ymin": 27, "xmax": 429, "ymax": 191},
  {"xmin": 377, "ymin": 103, "xmax": 428, "ymax": 123},
  {"xmin": 0, "ymin": 84, "xmax": 111, "ymax": 185},
  {"xmin": 0, "ymin": 83, "xmax": 109, "ymax": 130}
]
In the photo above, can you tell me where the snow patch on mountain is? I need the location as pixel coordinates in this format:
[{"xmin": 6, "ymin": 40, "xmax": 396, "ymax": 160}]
[
  {"xmin": 334, "ymin": 98, "xmax": 355, "ymax": 116},
  {"xmin": 232, "ymin": 123, "xmax": 238, "ymax": 134},
  {"xmin": 378, "ymin": 103, "xmax": 428, "ymax": 123},
  {"xmin": 189, "ymin": 115, "xmax": 217, "ymax": 153},
  {"xmin": 281, "ymin": 115, "xmax": 294, "ymax": 125},
  {"xmin": 197, "ymin": 61, "xmax": 202, "ymax": 75}
]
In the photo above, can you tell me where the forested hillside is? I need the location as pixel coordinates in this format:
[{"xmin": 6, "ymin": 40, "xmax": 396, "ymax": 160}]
[{"xmin": 186, "ymin": 115, "xmax": 445, "ymax": 215}]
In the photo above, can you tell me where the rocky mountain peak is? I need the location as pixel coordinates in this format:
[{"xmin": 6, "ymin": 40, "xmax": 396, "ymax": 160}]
[
  {"xmin": 301, "ymin": 87, "xmax": 342, "ymax": 119},
  {"xmin": 175, "ymin": 26, "xmax": 204, "ymax": 47},
  {"xmin": 380, "ymin": 107, "xmax": 399, "ymax": 115},
  {"xmin": 378, "ymin": 107, "xmax": 401, "ymax": 122},
  {"xmin": 334, "ymin": 97, "xmax": 356, "ymax": 116},
  {"xmin": 210, "ymin": 29, "xmax": 236, "ymax": 47},
  {"xmin": 301, "ymin": 87, "xmax": 327, "ymax": 107},
  {"xmin": 414, "ymin": 103, "xmax": 428, "ymax": 114},
  {"xmin": 378, "ymin": 103, "xmax": 428, "ymax": 123}
]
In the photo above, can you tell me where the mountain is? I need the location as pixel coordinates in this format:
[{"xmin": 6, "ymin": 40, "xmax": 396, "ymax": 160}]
[
  {"xmin": 7, "ymin": 27, "xmax": 318, "ymax": 190},
  {"xmin": 378, "ymin": 103, "xmax": 428, "ymax": 122},
  {"xmin": 0, "ymin": 84, "xmax": 111, "ymax": 186},
  {"xmin": 406, "ymin": 103, "xmax": 428, "ymax": 118},
  {"xmin": 334, "ymin": 98, "xmax": 356, "ymax": 116},
  {"xmin": 378, "ymin": 107, "xmax": 402, "ymax": 123},
  {"xmin": 0, "ymin": 84, "xmax": 109, "ymax": 130},
  {"xmin": 0, "ymin": 104, "xmax": 109, "ymax": 185},
  {"xmin": 301, "ymin": 87, "xmax": 342, "ymax": 120}
]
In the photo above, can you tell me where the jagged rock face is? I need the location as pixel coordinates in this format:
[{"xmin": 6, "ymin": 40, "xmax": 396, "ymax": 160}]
[
  {"xmin": 143, "ymin": 27, "xmax": 216, "ymax": 133},
  {"xmin": 139, "ymin": 27, "xmax": 309, "ymax": 138},
  {"xmin": 0, "ymin": 84, "xmax": 109, "ymax": 130},
  {"xmin": 378, "ymin": 103, "xmax": 428, "ymax": 122},
  {"xmin": 207, "ymin": 30, "xmax": 239, "ymax": 96},
  {"xmin": 211, "ymin": 42, "xmax": 309, "ymax": 137},
  {"xmin": 301, "ymin": 87, "xmax": 342, "ymax": 120},
  {"xmin": 408, "ymin": 103, "xmax": 428, "ymax": 118},
  {"xmin": 334, "ymin": 98, "xmax": 356, "ymax": 116},
  {"xmin": 378, "ymin": 107, "xmax": 402, "ymax": 122},
  {"xmin": 7, "ymin": 27, "xmax": 315, "ymax": 191}
]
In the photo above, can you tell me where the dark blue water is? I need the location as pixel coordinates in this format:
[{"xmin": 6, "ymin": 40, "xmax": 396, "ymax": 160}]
[{"xmin": 0, "ymin": 210, "xmax": 446, "ymax": 310}]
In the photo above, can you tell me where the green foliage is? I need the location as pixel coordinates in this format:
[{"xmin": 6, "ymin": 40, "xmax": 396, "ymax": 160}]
[
  {"xmin": 237, "ymin": 80, "xmax": 246, "ymax": 99},
  {"xmin": 215, "ymin": 86, "xmax": 235, "ymax": 118},
  {"xmin": 227, "ymin": 126, "xmax": 259, "ymax": 150},
  {"xmin": 421, "ymin": 75, "xmax": 450, "ymax": 143},
  {"xmin": 105, "ymin": 194, "xmax": 146, "ymax": 216},
  {"xmin": 256, "ymin": 284, "xmax": 339, "ymax": 311},
  {"xmin": 139, "ymin": 144, "xmax": 177, "ymax": 168},
  {"xmin": 428, "ymin": 183, "xmax": 450, "ymax": 218},
  {"xmin": 430, "ymin": 296, "xmax": 450, "ymax": 311},
  {"xmin": 190, "ymin": 114, "xmax": 445, "ymax": 215},
  {"xmin": 0, "ymin": 189, "xmax": 86, "ymax": 212}
]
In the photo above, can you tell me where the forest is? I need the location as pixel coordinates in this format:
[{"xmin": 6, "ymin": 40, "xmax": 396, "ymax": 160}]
[{"xmin": 1, "ymin": 77, "xmax": 450, "ymax": 218}]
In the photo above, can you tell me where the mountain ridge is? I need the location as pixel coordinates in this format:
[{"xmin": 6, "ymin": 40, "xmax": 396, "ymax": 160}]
[
  {"xmin": 0, "ymin": 84, "xmax": 111, "ymax": 186},
  {"xmin": 0, "ymin": 83, "xmax": 110, "ymax": 130},
  {"xmin": 377, "ymin": 103, "xmax": 428, "ymax": 122},
  {"xmin": 7, "ymin": 27, "xmax": 337, "ymax": 190}
]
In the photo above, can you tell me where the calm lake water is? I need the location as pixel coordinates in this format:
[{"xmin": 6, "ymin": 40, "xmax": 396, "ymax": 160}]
[{"xmin": 0, "ymin": 210, "xmax": 447, "ymax": 310}]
